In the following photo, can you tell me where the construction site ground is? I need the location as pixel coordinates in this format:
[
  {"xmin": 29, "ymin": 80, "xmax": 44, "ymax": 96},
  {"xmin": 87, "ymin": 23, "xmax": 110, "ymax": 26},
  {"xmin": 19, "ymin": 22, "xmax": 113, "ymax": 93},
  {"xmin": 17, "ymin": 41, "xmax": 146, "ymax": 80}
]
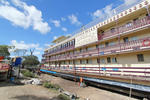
[{"xmin": 0, "ymin": 74, "xmax": 138, "ymax": 100}]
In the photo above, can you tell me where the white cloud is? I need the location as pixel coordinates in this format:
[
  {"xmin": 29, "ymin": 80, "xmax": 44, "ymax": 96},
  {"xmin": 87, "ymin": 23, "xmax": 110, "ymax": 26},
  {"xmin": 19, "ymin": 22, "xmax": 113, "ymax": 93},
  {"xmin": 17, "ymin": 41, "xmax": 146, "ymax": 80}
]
[
  {"xmin": 10, "ymin": 40, "xmax": 43, "ymax": 56},
  {"xmin": 33, "ymin": 51, "xmax": 40, "ymax": 55},
  {"xmin": 61, "ymin": 17, "xmax": 66, "ymax": 21},
  {"xmin": 1, "ymin": 0, "xmax": 10, "ymax": 5},
  {"xmin": 68, "ymin": 14, "xmax": 81, "ymax": 26},
  {"xmin": 53, "ymin": 36, "xmax": 58, "ymax": 40},
  {"xmin": 45, "ymin": 44, "xmax": 51, "ymax": 47},
  {"xmin": 123, "ymin": 0, "xmax": 138, "ymax": 5},
  {"xmin": 50, "ymin": 19, "xmax": 60, "ymax": 27},
  {"xmin": 62, "ymin": 27, "xmax": 67, "ymax": 32},
  {"xmin": 0, "ymin": 0, "xmax": 50, "ymax": 34},
  {"xmin": 91, "ymin": 4, "xmax": 114, "ymax": 19}
]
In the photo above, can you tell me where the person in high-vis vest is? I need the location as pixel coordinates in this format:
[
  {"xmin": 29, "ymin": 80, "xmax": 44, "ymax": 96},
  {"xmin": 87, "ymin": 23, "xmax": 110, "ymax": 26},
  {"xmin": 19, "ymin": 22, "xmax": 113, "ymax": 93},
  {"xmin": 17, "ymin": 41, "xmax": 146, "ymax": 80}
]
[{"xmin": 80, "ymin": 77, "xmax": 83, "ymax": 87}]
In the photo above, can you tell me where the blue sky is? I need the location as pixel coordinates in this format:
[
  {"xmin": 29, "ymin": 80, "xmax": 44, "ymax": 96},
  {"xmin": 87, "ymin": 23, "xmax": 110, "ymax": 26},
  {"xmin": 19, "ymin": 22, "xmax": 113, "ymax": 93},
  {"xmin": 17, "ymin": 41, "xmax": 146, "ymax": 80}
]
[{"xmin": 0, "ymin": 0, "xmax": 128, "ymax": 61}]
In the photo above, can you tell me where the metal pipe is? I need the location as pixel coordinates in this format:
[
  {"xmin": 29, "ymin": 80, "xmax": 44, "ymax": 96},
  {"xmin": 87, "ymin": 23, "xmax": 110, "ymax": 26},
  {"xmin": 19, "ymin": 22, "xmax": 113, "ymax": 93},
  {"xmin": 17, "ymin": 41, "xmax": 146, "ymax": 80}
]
[{"xmin": 97, "ymin": 41, "xmax": 100, "ymax": 74}]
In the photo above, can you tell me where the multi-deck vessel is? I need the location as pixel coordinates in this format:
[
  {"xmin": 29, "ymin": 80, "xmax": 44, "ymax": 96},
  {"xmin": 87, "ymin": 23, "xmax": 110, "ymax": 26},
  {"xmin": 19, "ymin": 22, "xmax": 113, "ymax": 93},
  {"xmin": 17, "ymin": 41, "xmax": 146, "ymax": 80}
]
[{"xmin": 41, "ymin": 0, "xmax": 150, "ymax": 97}]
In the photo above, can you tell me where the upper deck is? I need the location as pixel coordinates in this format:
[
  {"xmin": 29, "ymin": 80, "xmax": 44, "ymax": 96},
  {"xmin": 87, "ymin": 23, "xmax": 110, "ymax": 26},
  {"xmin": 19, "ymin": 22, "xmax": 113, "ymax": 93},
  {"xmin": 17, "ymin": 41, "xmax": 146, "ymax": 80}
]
[{"xmin": 43, "ymin": 0, "xmax": 150, "ymax": 57}]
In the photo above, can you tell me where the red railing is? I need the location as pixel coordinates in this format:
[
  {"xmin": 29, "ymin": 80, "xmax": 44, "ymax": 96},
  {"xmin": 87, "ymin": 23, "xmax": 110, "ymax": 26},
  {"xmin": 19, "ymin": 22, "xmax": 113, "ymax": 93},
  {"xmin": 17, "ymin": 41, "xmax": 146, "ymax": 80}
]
[
  {"xmin": 42, "ymin": 45, "xmax": 75, "ymax": 57},
  {"xmin": 42, "ymin": 66, "xmax": 150, "ymax": 78},
  {"xmin": 42, "ymin": 37, "xmax": 150, "ymax": 62},
  {"xmin": 98, "ymin": 16, "xmax": 150, "ymax": 40}
]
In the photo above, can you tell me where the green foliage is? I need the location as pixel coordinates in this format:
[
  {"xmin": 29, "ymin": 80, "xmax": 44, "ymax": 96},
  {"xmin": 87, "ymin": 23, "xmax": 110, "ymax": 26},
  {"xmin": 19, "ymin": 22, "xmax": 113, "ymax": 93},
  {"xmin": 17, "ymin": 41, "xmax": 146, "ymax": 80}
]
[
  {"xmin": 57, "ymin": 94, "xmax": 71, "ymax": 100},
  {"xmin": 0, "ymin": 45, "xmax": 12, "ymax": 59},
  {"xmin": 43, "ymin": 82, "xmax": 61, "ymax": 90},
  {"xmin": 13, "ymin": 49, "xmax": 27, "ymax": 57},
  {"xmin": 22, "ymin": 70, "xmax": 37, "ymax": 78},
  {"xmin": 22, "ymin": 55, "xmax": 39, "ymax": 67}
]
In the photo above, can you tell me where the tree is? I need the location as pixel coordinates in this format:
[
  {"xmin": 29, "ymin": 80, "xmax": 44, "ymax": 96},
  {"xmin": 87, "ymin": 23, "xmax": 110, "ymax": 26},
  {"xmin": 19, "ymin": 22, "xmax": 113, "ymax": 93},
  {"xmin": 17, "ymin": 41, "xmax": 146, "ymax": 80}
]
[
  {"xmin": 30, "ymin": 49, "xmax": 35, "ymax": 55},
  {"xmin": 13, "ymin": 49, "xmax": 27, "ymax": 57},
  {"xmin": 0, "ymin": 45, "xmax": 12, "ymax": 59},
  {"xmin": 22, "ymin": 55, "xmax": 39, "ymax": 67}
]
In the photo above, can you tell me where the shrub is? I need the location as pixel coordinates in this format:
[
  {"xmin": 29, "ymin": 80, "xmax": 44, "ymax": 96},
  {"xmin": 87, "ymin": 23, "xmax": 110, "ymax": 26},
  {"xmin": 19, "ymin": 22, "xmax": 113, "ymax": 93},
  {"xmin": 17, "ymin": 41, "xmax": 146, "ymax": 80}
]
[
  {"xmin": 57, "ymin": 94, "xmax": 70, "ymax": 100},
  {"xmin": 43, "ymin": 82, "xmax": 51, "ymax": 88},
  {"xmin": 43, "ymin": 82, "xmax": 61, "ymax": 90},
  {"xmin": 23, "ymin": 70, "xmax": 36, "ymax": 78}
]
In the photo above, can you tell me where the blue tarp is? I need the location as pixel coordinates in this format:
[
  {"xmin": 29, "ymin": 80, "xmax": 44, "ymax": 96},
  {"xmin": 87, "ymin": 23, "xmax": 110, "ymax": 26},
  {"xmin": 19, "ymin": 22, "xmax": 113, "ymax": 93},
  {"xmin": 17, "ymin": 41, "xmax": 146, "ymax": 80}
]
[{"xmin": 12, "ymin": 57, "xmax": 22, "ymax": 66}]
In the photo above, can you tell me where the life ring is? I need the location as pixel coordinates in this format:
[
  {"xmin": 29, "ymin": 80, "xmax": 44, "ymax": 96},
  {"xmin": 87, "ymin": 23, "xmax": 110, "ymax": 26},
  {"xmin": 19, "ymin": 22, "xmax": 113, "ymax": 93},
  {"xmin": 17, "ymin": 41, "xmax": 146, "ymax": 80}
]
[{"xmin": 142, "ymin": 39, "xmax": 150, "ymax": 46}]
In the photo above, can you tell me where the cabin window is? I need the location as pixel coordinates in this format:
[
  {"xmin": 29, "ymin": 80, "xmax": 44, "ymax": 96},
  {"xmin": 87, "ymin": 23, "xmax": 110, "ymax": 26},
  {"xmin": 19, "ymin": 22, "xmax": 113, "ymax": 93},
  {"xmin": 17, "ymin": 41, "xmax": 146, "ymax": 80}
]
[
  {"xmin": 110, "ymin": 28, "xmax": 115, "ymax": 33},
  {"xmin": 99, "ymin": 44, "xmax": 104, "ymax": 48},
  {"xmin": 86, "ymin": 47, "xmax": 91, "ymax": 51},
  {"xmin": 110, "ymin": 42, "xmax": 115, "ymax": 46},
  {"xmin": 101, "ymin": 58, "xmax": 105, "ymax": 63},
  {"xmin": 80, "ymin": 60, "xmax": 82, "ymax": 64},
  {"xmin": 107, "ymin": 57, "xmax": 111, "ymax": 63},
  {"xmin": 123, "ymin": 37, "xmax": 128, "ymax": 43},
  {"xmin": 89, "ymin": 59, "xmax": 92, "ymax": 64},
  {"xmin": 86, "ymin": 47, "xmax": 88, "ymax": 51},
  {"xmin": 105, "ymin": 42, "xmax": 109, "ymax": 47},
  {"xmin": 97, "ymin": 58, "xmax": 100, "ymax": 63},
  {"xmin": 137, "ymin": 54, "xmax": 144, "ymax": 62},
  {"xmin": 112, "ymin": 57, "xmax": 117, "ymax": 63},
  {"xmin": 80, "ymin": 48, "xmax": 82, "ymax": 52},
  {"xmin": 126, "ymin": 22, "xmax": 132, "ymax": 28},
  {"xmin": 70, "ymin": 61, "xmax": 72, "ymax": 64},
  {"xmin": 133, "ymin": 18, "xmax": 139, "ymax": 25},
  {"xmin": 131, "ymin": 36, "xmax": 137, "ymax": 41},
  {"xmin": 96, "ymin": 45, "xmax": 98, "ymax": 49},
  {"xmin": 82, "ymin": 60, "xmax": 85, "ymax": 64},
  {"xmin": 86, "ymin": 59, "xmax": 89, "ymax": 64}
]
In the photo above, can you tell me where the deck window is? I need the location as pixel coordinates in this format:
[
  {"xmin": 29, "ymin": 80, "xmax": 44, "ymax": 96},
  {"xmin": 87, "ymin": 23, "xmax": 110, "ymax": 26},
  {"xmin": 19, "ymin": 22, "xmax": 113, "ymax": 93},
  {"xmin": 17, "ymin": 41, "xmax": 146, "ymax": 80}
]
[
  {"xmin": 80, "ymin": 60, "xmax": 82, "ymax": 64},
  {"xmin": 131, "ymin": 36, "xmax": 137, "ymax": 41},
  {"xmin": 101, "ymin": 58, "xmax": 105, "ymax": 63},
  {"xmin": 105, "ymin": 42, "xmax": 109, "ymax": 47},
  {"xmin": 137, "ymin": 54, "xmax": 144, "ymax": 62},
  {"xmin": 133, "ymin": 18, "xmax": 139, "ymax": 25},
  {"xmin": 123, "ymin": 37, "xmax": 128, "ymax": 43},
  {"xmin": 126, "ymin": 22, "xmax": 132, "ymax": 28},
  {"xmin": 110, "ymin": 28, "xmax": 115, "ymax": 33},
  {"xmin": 82, "ymin": 60, "xmax": 85, "ymax": 64},
  {"xmin": 110, "ymin": 42, "xmax": 115, "ymax": 46},
  {"xmin": 112, "ymin": 57, "xmax": 117, "ymax": 63},
  {"xmin": 86, "ymin": 59, "xmax": 89, "ymax": 64},
  {"xmin": 99, "ymin": 44, "xmax": 104, "ymax": 48},
  {"xmin": 107, "ymin": 57, "xmax": 111, "ymax": 63},
  {"xmin": 97, "ymin": 58, "xmax": 100, "ymax": 63},
  {"xmin": 89, "ymin": 59, "xmax": 92, "ymax": 64},
  {"xmin": 96, "ymin": 45, "xmax": 98, "ymax": 49}
]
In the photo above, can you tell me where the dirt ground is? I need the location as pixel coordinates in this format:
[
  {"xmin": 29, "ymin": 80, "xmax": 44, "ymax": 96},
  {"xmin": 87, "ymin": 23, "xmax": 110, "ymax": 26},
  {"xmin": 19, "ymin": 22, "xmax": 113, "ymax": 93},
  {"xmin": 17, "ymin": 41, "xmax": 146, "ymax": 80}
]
[
  {"xmin": 38, "ymin": 74, "xmax": 138, "ymax": 100},
  {"xmin": 0, "ymin": 80, "xmax": 59, "ymax": 100},
  {"xmin": 0, "ymin": 74, "xmax": 138, "ymax": 100}
]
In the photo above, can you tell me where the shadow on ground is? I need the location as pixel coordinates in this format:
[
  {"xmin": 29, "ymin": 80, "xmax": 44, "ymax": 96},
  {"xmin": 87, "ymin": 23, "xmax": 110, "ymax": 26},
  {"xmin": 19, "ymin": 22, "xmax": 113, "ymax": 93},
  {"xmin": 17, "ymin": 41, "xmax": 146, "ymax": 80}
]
[
  {"xmin": 0, "ymin": 78, "xmax": 26, "ymax": 87},
  {"xmin": 12, "ymin": 95, "xmax": 59, "ymax": 100}
]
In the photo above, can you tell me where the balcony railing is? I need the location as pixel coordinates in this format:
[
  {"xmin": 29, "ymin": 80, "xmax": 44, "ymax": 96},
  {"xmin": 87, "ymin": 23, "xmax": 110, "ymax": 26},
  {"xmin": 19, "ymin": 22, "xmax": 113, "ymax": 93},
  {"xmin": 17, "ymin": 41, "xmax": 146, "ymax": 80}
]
[
  {"xmin": 41, "ymin": 66, "xmax": 150, "ymax": 78},
  {"xmin": 43, "ymin": 36, "xmax": 150, "ymax": 62},
  {"xmin": 98, "ymin": 16, "xmax": 150, "ymax": 40},
  {"xmin": 42, "ymin": 45, "xmax": 75, "ymax": 57}
]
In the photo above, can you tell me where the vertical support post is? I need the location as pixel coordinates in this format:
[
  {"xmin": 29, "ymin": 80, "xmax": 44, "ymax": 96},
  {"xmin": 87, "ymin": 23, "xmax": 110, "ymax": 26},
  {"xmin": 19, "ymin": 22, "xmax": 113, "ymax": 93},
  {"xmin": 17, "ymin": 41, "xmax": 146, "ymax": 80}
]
[
  {"xmin": 114, "ymin": 9, "xmax": 121, "ymax": 51},
  {"xmin": 73, "ymin": 40, "xmax": 76, "ymax": 83},
  {"xmin": 146, "ymin": 5, "xmax": 150, "ymax": 16},
  {"xmin": 97, "ymin": 41, "xmax": 100, "ymax": 74}
]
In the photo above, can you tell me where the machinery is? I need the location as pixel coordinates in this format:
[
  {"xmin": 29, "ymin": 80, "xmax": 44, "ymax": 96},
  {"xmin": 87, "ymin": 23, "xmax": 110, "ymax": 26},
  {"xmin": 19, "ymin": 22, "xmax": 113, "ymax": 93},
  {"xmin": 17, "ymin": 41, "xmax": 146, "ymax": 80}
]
[{"xmin": 0, "ymin": 56, "xmax": 10, "ymax": 81}]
